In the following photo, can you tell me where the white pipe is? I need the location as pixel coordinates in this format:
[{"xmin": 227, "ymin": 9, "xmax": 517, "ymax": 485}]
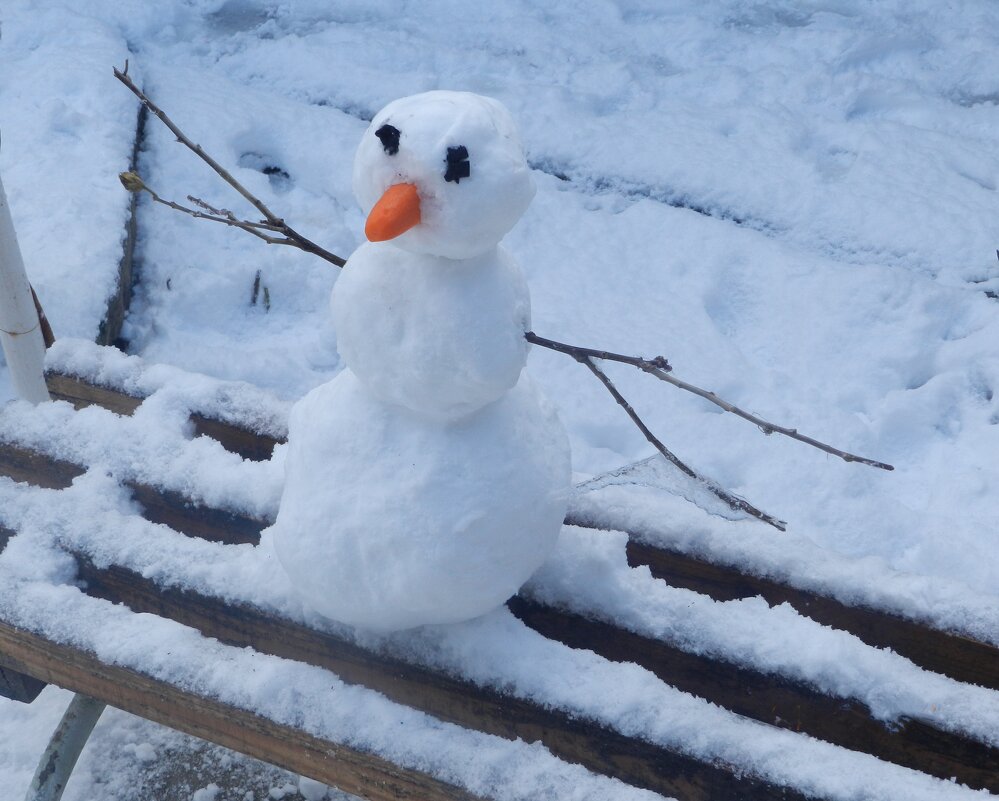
[
  {"xmin": 25, "ymin": 693, "xmax": 106, "ymax": 801},
  {"xmin": 0, "ymin": 169, "xmax": 49, "ymax": 403}
]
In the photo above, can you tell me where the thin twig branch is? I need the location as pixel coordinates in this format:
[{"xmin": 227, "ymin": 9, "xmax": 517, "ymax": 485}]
[
  {"xmin": 577, "ymin": 355, "xmax": 787, "ymax": 531},
  {"xmin": 528, "ymin": 332, "xmax": 893, "ymax": 472},
  {"xmin": 525, "ymin": 331, "xmax": 671, "ymax": 373},
  {"xmin": 114, "ymin": 62, "xmax": 345, "ymax": 267}
]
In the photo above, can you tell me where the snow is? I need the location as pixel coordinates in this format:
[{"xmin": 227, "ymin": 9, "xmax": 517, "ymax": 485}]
[
  {"xmin": 354, "ymin": 91, "xmax": 536, "ymax": 260},
  {"xmin": 333, "ymin": 243, "xmax": 530, "ymax": 420},
  {"xmin": 2, "ymin": 0, "xmax": 999, "ymax": 798},
  {"xmin": 272, "ymin": 371, "xmax": 570, "ymax": 630}
]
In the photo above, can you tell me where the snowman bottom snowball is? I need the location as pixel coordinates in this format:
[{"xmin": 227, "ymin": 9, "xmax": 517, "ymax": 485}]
[{"xmin": 271, "ymin": 371, "xmax": 571, "ymax": 632}]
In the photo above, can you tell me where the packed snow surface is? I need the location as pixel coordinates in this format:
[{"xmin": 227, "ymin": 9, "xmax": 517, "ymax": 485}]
[
  {"xmin": 333, "ymin": 242, "xmax": 530, "ymax": 421},
  {"xmin": 3, "ymin": 0, "xmax": 999, "ymax": 798},
  {"xmin": 272, "ymin": 370, "xmax": 571, "ymax": 630}
]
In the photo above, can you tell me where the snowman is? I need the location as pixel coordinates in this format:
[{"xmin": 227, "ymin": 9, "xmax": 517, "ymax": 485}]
[{"xmin": 271, "ymin": 91, "xmax": 572, "ymax": 632}]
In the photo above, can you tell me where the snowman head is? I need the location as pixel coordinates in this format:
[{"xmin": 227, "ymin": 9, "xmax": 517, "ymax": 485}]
[{"xmin": 353, "ymin": 91, "xmax": 536, "ymax": 260}]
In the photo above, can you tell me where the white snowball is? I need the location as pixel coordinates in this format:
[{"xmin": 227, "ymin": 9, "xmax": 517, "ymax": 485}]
[
  {"xmin": 332, "ymin": 241, "xmax": 530, "ymax": 421},
  {"xmin": 271, "ymin": 369, "xmax": 571, "ymax": 632},
  {"xmin": 354, "ymin": 90, "xmax": 536, "ymax": 260}
]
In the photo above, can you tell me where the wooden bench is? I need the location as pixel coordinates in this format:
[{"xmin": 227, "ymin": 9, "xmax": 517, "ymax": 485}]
[{"xmin": 0, "ymin": 360, "xmax": 996, "ymax": 801}]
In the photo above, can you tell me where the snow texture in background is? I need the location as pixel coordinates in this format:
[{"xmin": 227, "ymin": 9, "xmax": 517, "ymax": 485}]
[{"xmin": 2, "ymin": 0, "xmax": 999, "ymax": 798}]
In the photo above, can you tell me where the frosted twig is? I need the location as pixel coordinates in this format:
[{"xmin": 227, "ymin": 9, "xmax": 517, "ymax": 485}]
[
  {"xmin": 577, "ymin": 355, "xmax": 787, "ymax": 531},
  {"xmin": 114, "ymin": 62, "xmax": 345, "ymax": 267},
  {"xmin": 528, "ymin": 332, "xmax": 893, "ymax": 472}
]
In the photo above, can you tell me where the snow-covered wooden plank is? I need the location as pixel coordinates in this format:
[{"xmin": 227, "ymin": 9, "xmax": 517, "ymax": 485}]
[
  {"xmin": 0, "ymin": 440, "xmax": 996, "ymax": 792},
  {"xmin": 0, "ymin": 616, "xmax": 481, "ymax": 801},
  {"xmin": 619, "ymin": 537, "xmax": 999, "ymax": 692},
  {"xmin": 69, "ymin": 554, "xmax": 811, "ymax": 801},
  {"xmin": 507, "ymin": 595, "xmax": 999, "ymax": 794},
  {"xmin": 0, "ymin": 524, "xmax": 45, "ymax": 703},
  {"xmin": 44, "ymin": 371, "xmax": 279, "ymax": 462},
  {"xmin": 20, "ymin": 369, "xmax": 999, "ymax": 692}
]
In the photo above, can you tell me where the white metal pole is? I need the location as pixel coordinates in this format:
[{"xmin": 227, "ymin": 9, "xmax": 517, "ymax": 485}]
[
  {"xmin": 0, "ymin": 169, "xmax": 49, "ymax": 403},
  {"xmin": 24, "ymin": 693, "xmax": 106, "ymax": 801}
]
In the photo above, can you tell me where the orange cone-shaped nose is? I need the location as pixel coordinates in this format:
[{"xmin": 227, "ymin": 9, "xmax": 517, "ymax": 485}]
[{"xmin": 365, "ymin": 183, "xmax": 422, "ymax": 242}]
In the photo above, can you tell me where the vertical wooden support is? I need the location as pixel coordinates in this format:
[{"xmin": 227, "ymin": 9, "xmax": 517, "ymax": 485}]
[{"xmin": 0, "ymin": 168, "xmax": 49, "ymax": 404}]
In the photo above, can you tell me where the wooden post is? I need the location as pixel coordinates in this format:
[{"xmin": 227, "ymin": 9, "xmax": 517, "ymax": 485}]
[{"xmin": 0, "ymin": 168, "xmax": 49, "ymax": 403}]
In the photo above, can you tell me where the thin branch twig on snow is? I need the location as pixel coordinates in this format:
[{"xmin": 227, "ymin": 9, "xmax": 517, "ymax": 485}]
[
  {"xmin": 527, "ymin": 332, "xmax": 893, "ymax": 472},
  {"xmin": 577, "ymin": 354, "xmax": 787, "ymax": 531},
  {"xmin": 114, "ymin": 62, "xmax": 345, "ymax": 267}
]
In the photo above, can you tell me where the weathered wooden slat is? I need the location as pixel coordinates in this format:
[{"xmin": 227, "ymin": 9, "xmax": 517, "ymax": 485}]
[
  {"xmin": 0, "ymin": 618, "xmax": 481, "ymax": 801},
  {"xmin": 507, "ymin": 596, "xmax": 999, "ymax": 793},
  {"xmin": 618, "ymin": 537, "xmax": 999, "ymax": 692},
  {"xmin": 72, "ymin": 555, "xmax": 811, "ymax": 801},
  {"xmin": 2, "ymin": 439, "xmax": 997, "ymax": 790},
  {"xmin": 43, "ymin": 371, "xmax": 999, "ymax": 695},
  {"xmin": 0, "ymin": 440, "xmax": 266, "ymax": 546},
  {"xmin": 44, "ymin": 372, "xmax": 280, "ymax": 462},
  {"xmin": 45, "ymin": 372, "xmax": 143, "ymax": 417}
]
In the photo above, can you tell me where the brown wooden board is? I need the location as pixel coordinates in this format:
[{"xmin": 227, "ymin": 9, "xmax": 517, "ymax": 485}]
[
  {"xmin": 507, "ymin": 595, "xmax": 999, "ymax": 793},
  {"xmin": 44, "ymin": 372, "xmax": 279, "ymax": 462},
  {"xmin": 1, "ymin": 438, "xmax": 997, "ymax": 791},
  {"xmin": 0, "ymin": 618, "xmax": 481, "ymax": 801},
  {"xmin": 619, "ymin": 537, "xmax": 999, "ymax": 692},
  {"xmin": 43, "ymin": 370, "xmax": 999, "ymax": 693},
  {"xmin": 72, "ymin": 556, "xmax": 812, "ymax": 801}
]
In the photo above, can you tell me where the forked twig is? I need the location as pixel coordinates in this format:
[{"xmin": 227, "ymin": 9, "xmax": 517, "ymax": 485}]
[
  {"xmin": 527, "ymin": 332, "xmax": 893, "ymax": 472},
  {"xmin": 113, "ymin": 62, "xmax": 345, "ymax": 267},
  {"xmin": 577, "ymin": 355, "xmax": 786, "ymax": 531}
]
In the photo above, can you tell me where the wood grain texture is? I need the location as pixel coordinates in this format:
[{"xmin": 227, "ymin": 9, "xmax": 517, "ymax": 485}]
[
  {"xmin": 74, "ymin": 557, "xmax": 811, "ymax": 801},
  {"xmin": 620, "ymin": 538, "xmax": 999, "ymax": 692},
  {"xmin": 0, "ymin": 619, "xmax": 481, "ymax": 801}
]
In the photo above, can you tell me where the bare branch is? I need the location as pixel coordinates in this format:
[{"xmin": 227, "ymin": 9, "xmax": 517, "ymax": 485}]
[
  {"xmin": 528, "ymin": 332, "xmax": 893, "ymax": 472},
  {"xmin": 525, "ymin": 331, "xmax": 671, "ymax": 372},
  {"xmin": 113, "ymin": 66, "xmax": 346, "ymax": 268},
  {"xmin": 577, "ymin": 355, "xmax": 787, "ymax": 531}
]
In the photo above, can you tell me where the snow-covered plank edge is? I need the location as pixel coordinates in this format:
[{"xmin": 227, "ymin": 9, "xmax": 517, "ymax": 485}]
[
  {"xmin": 44, "ymin": 338, "xmax": 290, "ymax": 445},
  {"xmin": 612, "ymin": 534, "xmax": 999, "ymax": 693},
  {"xmin": 68, "ymin": 554, "xmax": 815, "ymax": 801},
  {"xmin": 0, "ymin": 615, "xmax": 481, "ymax": 801},
  {"xmin": 1, "ymin": 445, "xmax": 997, "ymax": 792},
  {"xmin": 0, "ymin": 525, "xmax": 44, "ymax": 703},
  {"xmin": 44, "ymin": 371, "xmax": 279, "ymax": 463},
  {"xmin": 4, "ymin": 376, "xmax": 997, "ymax": 694}
]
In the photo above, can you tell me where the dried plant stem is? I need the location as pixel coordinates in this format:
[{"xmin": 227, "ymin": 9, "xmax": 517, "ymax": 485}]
[
  {"xmin": 578, "ymin": 355, "xmax": 787, "ymax": 531},
  {"xmin": 113, "ymin": 62, "xmax": 345, "ymax": 267},
  {"xmin": 528, "ymin": 332, "xmax": 893, "ymax": 472}
]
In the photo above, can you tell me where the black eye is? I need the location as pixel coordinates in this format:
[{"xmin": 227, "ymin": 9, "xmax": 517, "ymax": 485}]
[
  {"xmin": 375, "ymin": 124, "xmax": 400, "ymax": 155},
  {"xmin": 444, "ymin": 145, "xmax": 470, "ymax": 183}
]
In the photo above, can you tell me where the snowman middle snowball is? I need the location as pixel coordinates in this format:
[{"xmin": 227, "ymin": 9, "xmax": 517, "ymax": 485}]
[{"xmin": 271, "ymin": 91, "xmax": 571, "ymax": 632}]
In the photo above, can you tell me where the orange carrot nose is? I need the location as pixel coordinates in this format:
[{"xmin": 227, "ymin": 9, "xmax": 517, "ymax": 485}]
[{"xmin": 365, "ymin": 182, "xmax": 422, "ymax": 242}]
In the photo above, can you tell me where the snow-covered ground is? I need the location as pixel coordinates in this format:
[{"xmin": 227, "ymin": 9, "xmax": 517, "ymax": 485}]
[{"xmin": 2, "ymin": 1, "xmax": 999, "ymax": 799}]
